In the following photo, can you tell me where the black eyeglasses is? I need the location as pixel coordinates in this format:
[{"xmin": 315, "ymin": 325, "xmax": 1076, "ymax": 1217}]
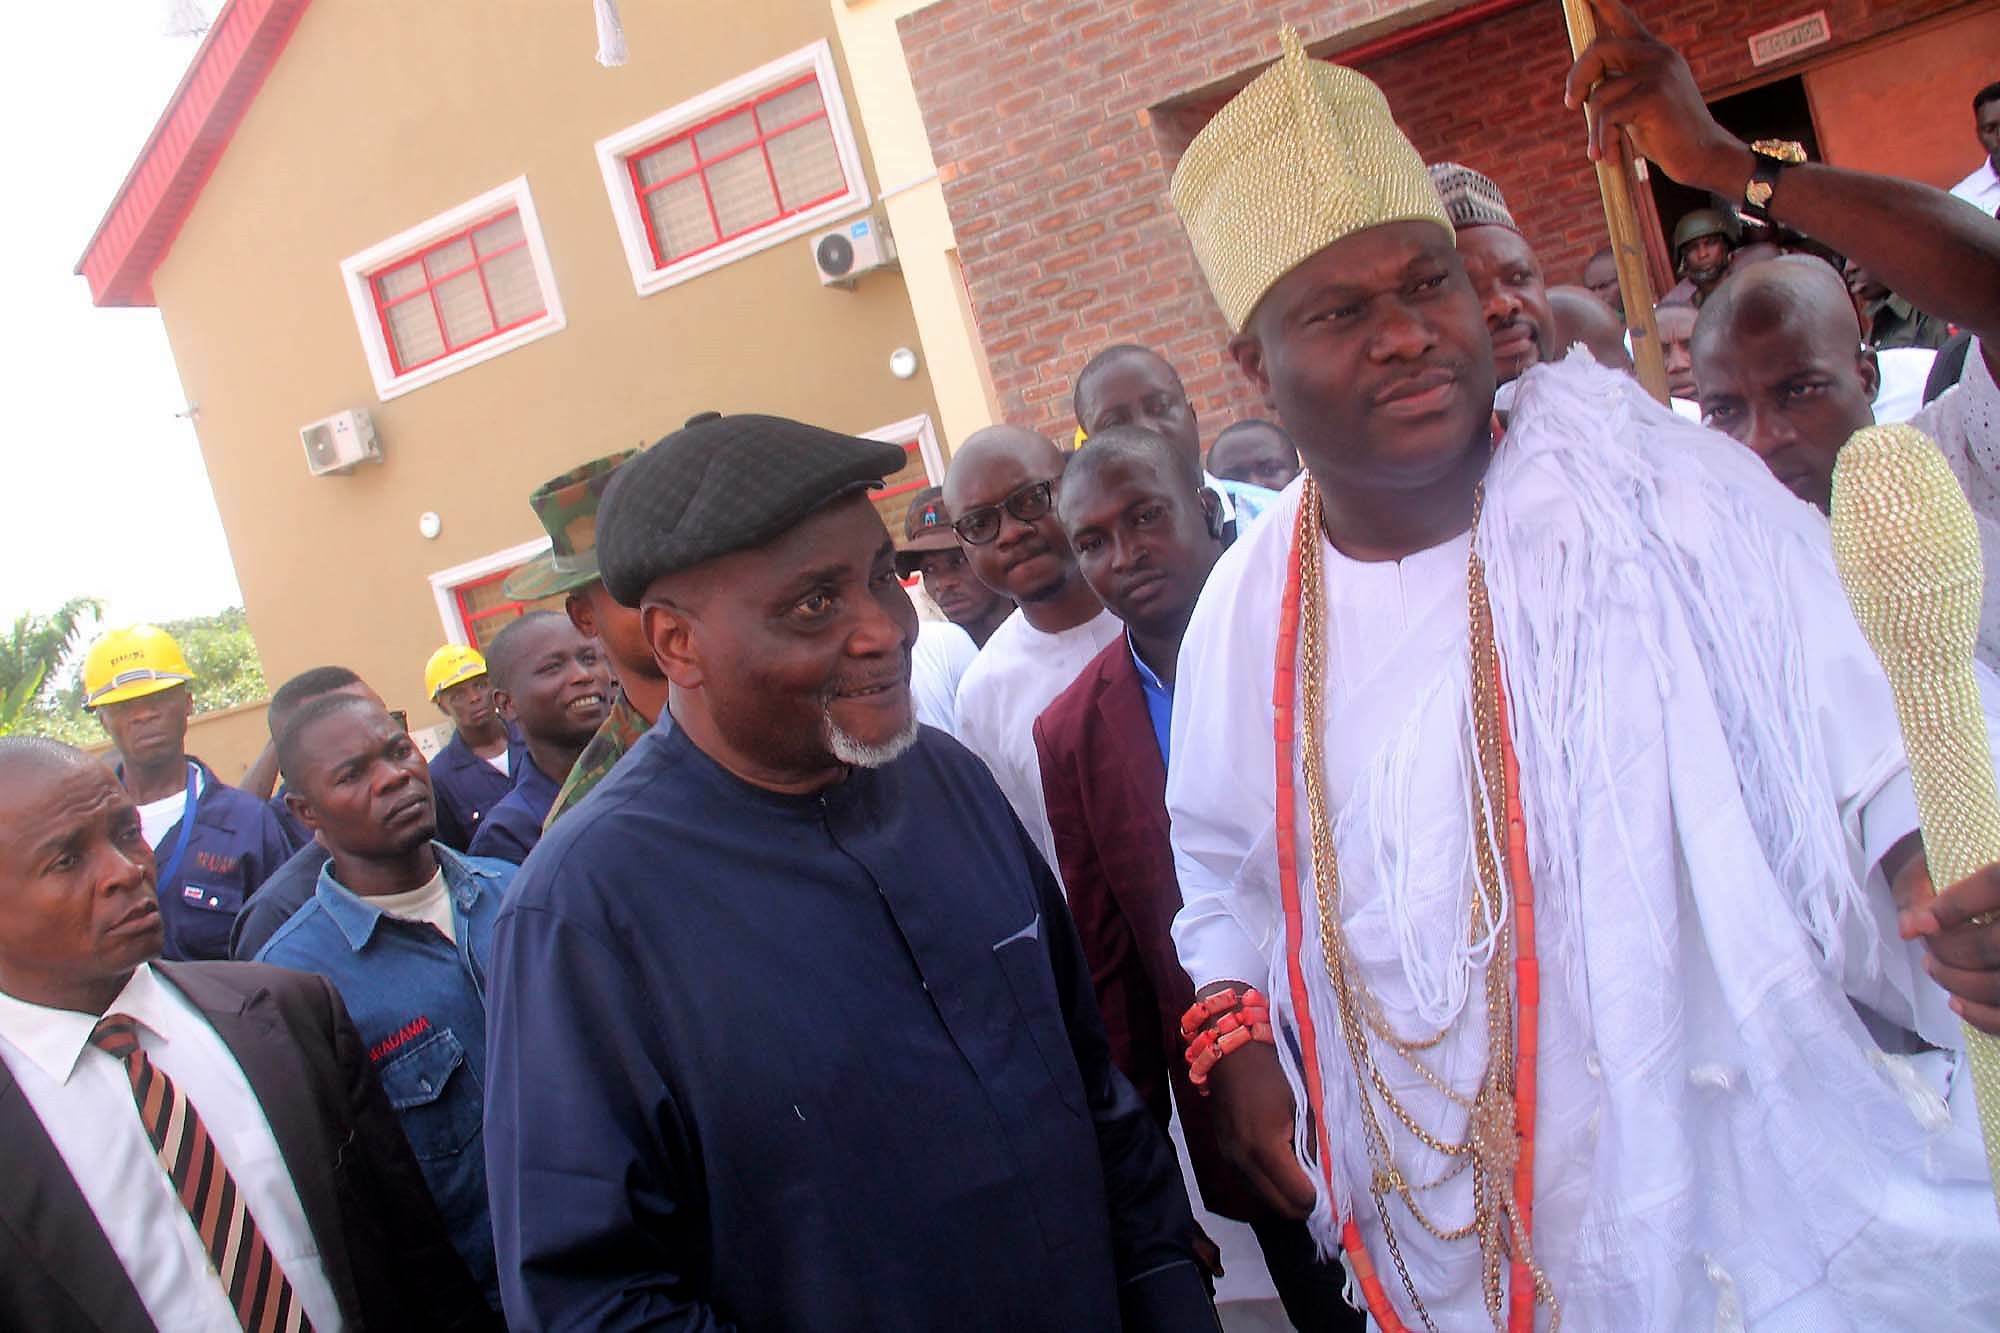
[{"xmin": 952, "ymin": 479, "xmax": 1055, "ymax": 545}]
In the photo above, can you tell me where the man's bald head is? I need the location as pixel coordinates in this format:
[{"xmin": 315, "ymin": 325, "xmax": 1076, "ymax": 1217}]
[
  {"xmin": 942, "ymin": 425, "xmax": 1080, "ymax": 606},
  {"xmin": 0, "ymin": 735, "xmax": 92, "ymax": 788},
  {"xmin": 1062, "ymin": 424, "xmax": 1204, "ymax": 501},
  {"xmin": 943, "ymin": 425, "xmax": 1068, "ymax": 511},
  {"xmin": 0, "ymin": 737, "xmax": 162, "ymax": 1012},
  {"xmin": 1071, "ymin": 345, "xmax": 1203, "ymax": 464},
  {"xmin": 1548, "ymin": 285, "xmax": 1631, "ymax": 372},
  {"xmin": 1696, "ymin": 253, "xmax": 1860, "ymax": 356},
  {"xmin": 1692, "ymin": 254, "xmax": 1877, "ymax": 512}
]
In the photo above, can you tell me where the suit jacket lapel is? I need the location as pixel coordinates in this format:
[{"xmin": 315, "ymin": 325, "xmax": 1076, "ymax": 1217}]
[
  {"xmin": 1095, "ymin": 646, "xmax": 1172, "ymax": 848},
  {"xmin": 156, "ymin": 963, "xmax": 363, "ymax": 1319},
  {"xmin": 0, "ymin": 1060, "xmax": 156, "ymax": 1331}
]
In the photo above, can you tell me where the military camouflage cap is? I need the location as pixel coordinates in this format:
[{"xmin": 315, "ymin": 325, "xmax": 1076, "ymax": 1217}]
[{"xmin": 502, "ymin": 448, "xmax": 642, "ymax": 600}]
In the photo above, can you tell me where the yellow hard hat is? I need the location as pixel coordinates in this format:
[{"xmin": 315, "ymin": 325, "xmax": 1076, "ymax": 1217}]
[
  {"xmin": 424, "ymin": 644, "xmax": 489, "ymax": 701},
  {"xmin": 83, "ymin": 624, "xmax": 195, "ymax": 710}
]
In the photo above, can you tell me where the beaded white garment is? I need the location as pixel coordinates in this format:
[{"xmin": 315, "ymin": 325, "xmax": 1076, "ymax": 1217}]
[{"xmin": 1169, "ymin": 352, "xmax": 2000, "ymax": 1329}]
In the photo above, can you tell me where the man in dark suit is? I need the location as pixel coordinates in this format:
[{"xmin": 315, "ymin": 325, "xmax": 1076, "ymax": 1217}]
[
  {"xmin": 1035, "ymin": 428, "xmax": 1358, "ymax": 1330},
  {"xmin": 0, "ymin": 736, "xmax": 493, "ymax": 1333}
]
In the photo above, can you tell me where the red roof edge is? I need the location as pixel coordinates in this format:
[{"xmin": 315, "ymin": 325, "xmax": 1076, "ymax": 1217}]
[{"xmin": 75, "ymin": 0, "xmax": 312, "ymax": 308}]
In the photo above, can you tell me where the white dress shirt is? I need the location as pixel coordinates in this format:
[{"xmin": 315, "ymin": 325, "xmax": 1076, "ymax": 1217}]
[
  {"xmin": 1167, "ymin": 355, "xmax": 1999, "ymax": 1329},
  {"xmin": 954, "ymin": 606, "xmax": 1122, "ymax": 875},
  {"xmin": 0, "ymin": 964, "xmax": 343, "ymax": 1331},
  {"xmin": 1950, "ymin": 158, "xmax": 2000, "ymax": 214}
]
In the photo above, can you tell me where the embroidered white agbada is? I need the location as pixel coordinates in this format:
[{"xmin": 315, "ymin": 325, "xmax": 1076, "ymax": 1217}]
[{"xmin": 1168, "ymin": 354, "xmax": 2000, "ymax": 1330}]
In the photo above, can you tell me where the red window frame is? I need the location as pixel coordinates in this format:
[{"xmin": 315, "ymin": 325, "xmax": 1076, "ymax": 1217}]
[
  {"xmin": 872, "ymin": 437, "xmax": 931, "ymax": 589},
  {"xmin": 874, "ymin": 437, "xmax": 928, "ymax": 504},
  {"xmin": 369, "ymin": 208, "xmax": 546, "ymax": 376},
  {"xmin": 451, "ymin": 568, "xmax": 538, "ymax": 649},
  {"xmin": 624, "ymin": 73, "xmax": 849, "ymax": 271}
]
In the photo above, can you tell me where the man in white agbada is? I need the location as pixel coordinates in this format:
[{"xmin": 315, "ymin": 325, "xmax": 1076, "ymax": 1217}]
[
  {"xmin": 947, "ymin": 425, "xmax": 1121, "ymax": 872},
  {"xmin": 1164, "ymin": 9, "xmax": 2000, "ymax": 1331}
]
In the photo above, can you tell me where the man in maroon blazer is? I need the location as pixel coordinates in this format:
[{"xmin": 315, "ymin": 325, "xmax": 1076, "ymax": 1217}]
[{"xmin": 1035, "ymin": 428, "xmax": 1357, "ymax": 1330}]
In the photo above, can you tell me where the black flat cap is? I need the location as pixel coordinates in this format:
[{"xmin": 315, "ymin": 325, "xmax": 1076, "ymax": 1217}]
[{"xmin": 597, "ymin": 413, "xmax": 909, "ymax": 606}]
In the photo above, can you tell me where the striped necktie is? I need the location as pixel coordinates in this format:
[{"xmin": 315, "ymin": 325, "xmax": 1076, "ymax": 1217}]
[{"xmin": 90, "ymin": 1014, "xmax": 312, "ymax": 1333}]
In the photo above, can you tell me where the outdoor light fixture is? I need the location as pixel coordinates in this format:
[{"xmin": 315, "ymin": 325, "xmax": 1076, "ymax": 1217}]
[
  {"xmin": 889, "ymin": 347, "xmax": 919, "ymax": 380},
  {"xmin": 418, "ymin": 512, "xmax": 442, "ymax": 540}
]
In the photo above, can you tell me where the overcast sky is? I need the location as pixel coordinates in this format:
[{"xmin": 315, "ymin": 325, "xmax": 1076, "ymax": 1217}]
[{"xmin": 0, "ymin": 1, "xmax": 243, "ymax": 629}]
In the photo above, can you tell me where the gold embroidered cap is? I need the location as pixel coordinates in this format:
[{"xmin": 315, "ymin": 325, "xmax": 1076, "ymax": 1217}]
[{"xmin": 1171, "ymin": 26, "xmax": 1451, "ymax": 332}]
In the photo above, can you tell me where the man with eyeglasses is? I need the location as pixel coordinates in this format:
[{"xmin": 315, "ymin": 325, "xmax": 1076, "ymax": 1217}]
[{"xmin": 944, "ymin": 425, "xmax": 1121, "ymax": 874}]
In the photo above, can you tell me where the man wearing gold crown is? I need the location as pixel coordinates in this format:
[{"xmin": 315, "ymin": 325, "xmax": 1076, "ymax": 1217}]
[{"xmin": 1163, "ymin": 7, "xmax": 2000, "ymax": 1330}]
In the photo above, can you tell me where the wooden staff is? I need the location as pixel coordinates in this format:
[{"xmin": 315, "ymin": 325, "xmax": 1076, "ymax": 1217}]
[{"xmin": 1560, "ymin": 0, "xmax": 1670, "ymax": 405}]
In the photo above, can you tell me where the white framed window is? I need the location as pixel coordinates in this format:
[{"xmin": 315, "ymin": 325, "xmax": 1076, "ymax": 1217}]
[
  {"xmin": 862, "ymin": 413, "xmax": 945, "ymax": 543},
  {"xmin": 427, "ymin": 537, "xmax": 568, "ymax": 650},
  {"xmin": 595, "ymin": 40, "xmax": 871, "ymax": 296},
  {"xmin": 341, "ymin": 177, "xmax": 566, "ymax": 401}
]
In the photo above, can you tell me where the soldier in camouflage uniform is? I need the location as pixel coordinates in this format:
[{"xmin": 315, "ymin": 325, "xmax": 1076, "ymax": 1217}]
[{"xmin": 499, "ymin": 448, "xmax": 666, "ymax": 832}]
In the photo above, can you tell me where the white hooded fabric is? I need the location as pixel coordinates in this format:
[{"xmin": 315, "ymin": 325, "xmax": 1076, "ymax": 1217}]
[{"xmin": 1168, "ymin": 352, "xmax": 2000, "ymax": 1330}]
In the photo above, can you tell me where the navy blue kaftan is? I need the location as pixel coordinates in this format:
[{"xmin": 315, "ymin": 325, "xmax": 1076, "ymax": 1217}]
[{"xmin": 484, "ymin": 723, "xmax": 1213, "ymax": 1332}]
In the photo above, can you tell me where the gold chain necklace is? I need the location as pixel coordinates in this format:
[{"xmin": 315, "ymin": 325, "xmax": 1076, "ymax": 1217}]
[{"xmin": 1294, "ymin": 478, "xmax": 1559, "ymax": 1331}]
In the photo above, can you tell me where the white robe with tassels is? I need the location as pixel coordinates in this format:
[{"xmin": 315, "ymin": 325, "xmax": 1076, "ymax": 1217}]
[{"xmin": 1167, "ymin": 352, "xmax": 2000, "ymax": 1331}]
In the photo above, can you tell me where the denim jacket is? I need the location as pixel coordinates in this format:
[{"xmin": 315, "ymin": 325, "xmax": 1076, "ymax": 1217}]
[{"xmin": 254, "ymin": 843, "xmax": 514, "ymax": 1310}]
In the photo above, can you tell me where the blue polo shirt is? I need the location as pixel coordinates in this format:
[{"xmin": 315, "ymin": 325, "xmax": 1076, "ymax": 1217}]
[
  {"xmin": 254, "ymin": 843, "xmax": 515, "ymax": 1310},
  {"xmin": 427, "ymin": 724, "xmax": 526, "ymax": 852},
  {"xmin": 466, "ymin": 754, "xmax": 562, "ymax": 865}
]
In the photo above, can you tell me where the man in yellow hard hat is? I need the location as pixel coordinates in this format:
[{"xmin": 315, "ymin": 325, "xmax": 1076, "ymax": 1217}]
[
  {"xmin": 83, "ymin": 624, "xmax": 290, "ymax": 961},
  {"xmin": 423, "ymin": 644, "xmax": 524, "ymax": 852}
]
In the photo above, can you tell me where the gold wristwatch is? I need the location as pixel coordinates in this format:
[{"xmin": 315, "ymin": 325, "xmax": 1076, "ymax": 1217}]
[{"xmin": 1743, "ymin": 138, "xmax": 1806, "ymax": 221}]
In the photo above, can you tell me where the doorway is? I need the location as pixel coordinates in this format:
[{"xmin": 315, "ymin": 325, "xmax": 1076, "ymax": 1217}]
[{"xmin": 1648, "ymin": 75, "xmax": 1822, "ymax": 268}]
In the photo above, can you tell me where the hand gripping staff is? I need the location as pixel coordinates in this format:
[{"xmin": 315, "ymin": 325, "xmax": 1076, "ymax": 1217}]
[{"xmin": 1830, "ymin": 422, "xmax": 2000, "ymax": 1208}]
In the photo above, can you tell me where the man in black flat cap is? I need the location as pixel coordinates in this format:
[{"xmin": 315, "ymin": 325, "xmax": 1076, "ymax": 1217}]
[{"xmin": 482, "ymin": 414, "xmax": 1216, "ymax": 1333}]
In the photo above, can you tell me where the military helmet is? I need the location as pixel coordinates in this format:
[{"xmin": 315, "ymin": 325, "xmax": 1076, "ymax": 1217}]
[{"xmin": 1672, "ymin": 208, "xmax": 1739, "ymax": 257}]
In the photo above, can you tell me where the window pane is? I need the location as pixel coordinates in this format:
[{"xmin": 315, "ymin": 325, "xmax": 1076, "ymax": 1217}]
[
  {"xmin": 483, "ymin": 247, "xmax": 545, "ymax": 327},
  {"xmin": 758, "ymin": 80, "xmax": 825, "ymax": 131},
  {"xmin": 374, "ymin": 259, "xmax": 426, "ymax": 303},
  {"xmin": 879, "ymin": 443, "xmax": 923, "ymax": 490},
  {"xmin": 472, "ymin": 211, "xmax": 525, "ymax": 256},
  {"xmin": 459, "ymin": 577, "xmax": 511, "ymax": 615},
  {"xmin": 434, "ymin": 270, "xmax": 494, "ymax": 348},
  {"xmin": 708, "ymin": 150, "xmax": 779, "ymax": 237},
  {"xmin": 467, "ymin": 610, "xmax": 514, "ymax": 651},
  {"xmin": 694, "ymin": 109, "xmax": 757, "ymax": 161},
  {"xmin": 767, "ymin": 120, "xmax": 844, "ymax": 210},
  {"xmin": 424, "ymin": 237, "xmax": 475, "ymax": 280},
  {"xmin": 644, "ymin": 175, "xmax": 719, "ymax": 260},
  {"xmin": 384, "ymin": 297, "xmax": 445, "ymax": 369},
  {"xmin": 634, "ymin": 139, "xmax": 696, "ymax": 188}
]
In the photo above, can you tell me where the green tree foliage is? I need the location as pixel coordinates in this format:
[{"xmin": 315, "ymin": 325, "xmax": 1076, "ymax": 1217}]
[
  {"xmin": 6, "ymin": 604, "xmax": 266, "ymax": 744},
  {"xmin": 0, "ymin": 596, "xmax": 103, "ymax": 737}
]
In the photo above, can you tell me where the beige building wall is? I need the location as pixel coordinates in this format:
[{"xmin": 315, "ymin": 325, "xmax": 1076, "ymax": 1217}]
[
  {"xmin": 151, "ymin": 0, "xmax": 942, "ymax": 721},
  {"xmin": 829, "ymin": 0, "xmax": 999, "ymax": 449}
]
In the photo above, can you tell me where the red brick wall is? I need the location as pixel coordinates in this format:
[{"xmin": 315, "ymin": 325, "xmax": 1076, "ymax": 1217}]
[{"xmin": 902, "ymin": 0, "xmax": 1980, "ymax": 448}]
